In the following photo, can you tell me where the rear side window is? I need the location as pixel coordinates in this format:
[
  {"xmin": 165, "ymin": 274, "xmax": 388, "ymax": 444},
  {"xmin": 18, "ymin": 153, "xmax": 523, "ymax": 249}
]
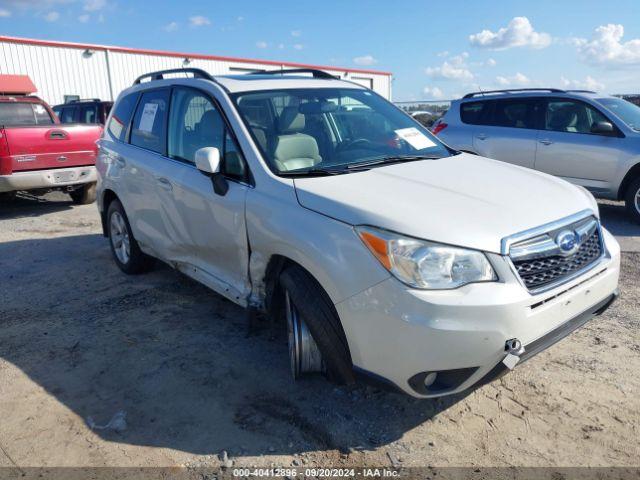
[
  {"xmin": 460, "ymin": 101, "xmax": 490, "ymax": 125},
  {"xmin": 490, "ymin": 99, "xmax": 538, "ymax": 129},
  {"xmin": 107, "ymin": 92, "xmax": 139, "ymax": 142},
  {"xmin": 0, "ymin": 103, "xmax": 53, "ymax": 125},
  {"xmin": 79, "ymin": 105, "xmax": 98, "ymax": 123},
  {"xmin": 59, "ymin": 106, "xmax": 77, "ymax": 123},
  {"xmin": 130, "ymin": 89, "xmax": 170, "ymax": 155}
]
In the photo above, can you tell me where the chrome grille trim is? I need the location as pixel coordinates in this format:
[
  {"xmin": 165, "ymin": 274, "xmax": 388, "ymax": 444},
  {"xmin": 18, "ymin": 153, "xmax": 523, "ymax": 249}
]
[{"xmin": 502, "ymin": 210, "xmax": 606, "ymax": 295}]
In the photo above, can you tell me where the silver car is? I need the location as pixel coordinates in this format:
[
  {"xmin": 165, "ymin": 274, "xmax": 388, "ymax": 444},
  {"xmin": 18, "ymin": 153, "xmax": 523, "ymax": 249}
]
[{"xmin": 435, "ymin": 88, "xmax": 640, "ymax": 223}]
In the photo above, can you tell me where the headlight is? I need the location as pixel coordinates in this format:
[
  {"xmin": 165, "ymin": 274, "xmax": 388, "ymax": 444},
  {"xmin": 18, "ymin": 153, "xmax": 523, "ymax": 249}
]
[{"xmin": 356, "ymin": 226, "xmax": 497, "ymax": 289}]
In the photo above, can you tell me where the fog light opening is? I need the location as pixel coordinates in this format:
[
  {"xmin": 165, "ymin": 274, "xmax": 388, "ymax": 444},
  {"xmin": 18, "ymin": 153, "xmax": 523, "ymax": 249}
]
[{"xmin": 423, "ymin": 372, "xmax": 437, "ymax": 387}]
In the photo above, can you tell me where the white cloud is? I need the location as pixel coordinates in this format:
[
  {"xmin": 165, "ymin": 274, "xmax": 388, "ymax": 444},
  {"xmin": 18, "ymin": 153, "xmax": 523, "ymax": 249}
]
[
  {"xmin": 291, "ymin": 30, "xmax": 301, "ymax": 37},
  {"xmin": 78, "ymin": 13, "xmax": 89, "ymax": 22},
  {"xmin": 237, "ymin": 16, "xmax": 244, "ymax": 22},
  {"xmin": 353, "ymin": 54, "xmax": 377, "ymax": 66},
  {"xmin": 425, "ymin": 52, "xmax": 473, "ymax": 81},
  {"xmin": 495, "ymin": 72, "xmax": 530, "ymax": 86},
  {"xmin": 256, "ymin": 41, "xmax": 268, "ymax": 49},
  {"xmin": 83, "ymin": 0, "xmax": 105, "ymax": 11},
  {"xmin": 163, "ymin": 21, "xmax": 178, "ymax": 32},
  {"xmin": 189, "ymin": 15, "xmax": 210, "ymax": 27},
  {"xmin": 436, "ymin": 50, "xmax": 449, "ymax": 57},
  {"xmin": 423, "ymin": 86, "xmax": 444, "ymax": 99},
  {"xmin": 560, "ymin": 75, "xmax": 605, "ymax": 91},
  {"xmin": 0, "ymin": 8, "xmax": 11, "ymax": 17},
  {"xmin": 277, "ymin": 43, "xmax": 285, "ymax": 49},
  {"xmin": 293, "ymin": 43, "xmax": 303, "ymax": 50},
  {"xmin": 574, "ymin": 24, "xmax": 640, "ymax": 66},
  {"xmin": 44, "ymin": 10, "xmax": 59, "ymax": 21},
  {"xmin": 486, "ymin": 58, "xmax": 497, "ymax": 67},
  {"xmin": 469, "ymin": 17, "xmax": 551, "ymax": 50}
]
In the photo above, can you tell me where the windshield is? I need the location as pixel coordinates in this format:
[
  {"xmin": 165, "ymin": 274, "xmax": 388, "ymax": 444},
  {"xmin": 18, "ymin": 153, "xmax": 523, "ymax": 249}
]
[
  {"xmin": 596, "ymin": 97, "xmax": 640, "ymax": 131},
  {"xmin": 232, "ymin": 88, "xmax": 451, "ymax": 174}
]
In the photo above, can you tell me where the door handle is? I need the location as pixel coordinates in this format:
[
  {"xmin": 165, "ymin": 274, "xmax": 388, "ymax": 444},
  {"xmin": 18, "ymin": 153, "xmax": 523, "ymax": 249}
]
[
  {"xmin": 48, "ymin": 130, "xmax": 68, "ymax": 140},
  {"xmin": 114, "ymin": 156, "xmax": 126, "ymax": 167},
  {"xmin": 476, "ymin": 133, "xmax": 487, "ymax": 140},
  {"xmin": 156, "ymin": 177, "xmax": 173, "ymax": 191},
  {"xmin": 539, "ymin": 139, "xmax": 553, "ymax": 145}
]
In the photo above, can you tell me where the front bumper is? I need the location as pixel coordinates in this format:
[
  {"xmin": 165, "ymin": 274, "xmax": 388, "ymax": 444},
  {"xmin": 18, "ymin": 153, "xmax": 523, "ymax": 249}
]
[
  {"xmin": 0, "ymin": 166, "xmax": 97, "ymax": 193},
  {"xmin": 336, "ymin": 228, "xmax": 621, "ymax": 398}
]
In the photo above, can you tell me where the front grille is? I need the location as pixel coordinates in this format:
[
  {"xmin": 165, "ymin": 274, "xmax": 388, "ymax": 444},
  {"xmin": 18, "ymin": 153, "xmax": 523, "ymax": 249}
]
[{"xmin": 512, "ymin": 226, "xmax": 603, "ymax": 291}]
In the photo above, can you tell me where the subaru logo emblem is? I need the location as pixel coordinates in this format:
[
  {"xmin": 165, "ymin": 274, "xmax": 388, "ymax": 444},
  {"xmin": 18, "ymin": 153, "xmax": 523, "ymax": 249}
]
[{"xmin": 556, "ymin": 230, "xmax": 580, "ymax": 256}]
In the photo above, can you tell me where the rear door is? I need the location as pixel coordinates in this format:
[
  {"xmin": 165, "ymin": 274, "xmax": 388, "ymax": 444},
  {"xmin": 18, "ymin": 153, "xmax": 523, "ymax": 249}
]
[
  {"xmin": 534, "ymin": 98, "xmax": 626, "ymax": 192},
  {"xmin": 121, "ymin": 88, "xmax": 176, "ymax": 257},
  {"xmin": 471, "ymin": 97, "xmax": 541, "ymax": 169}
]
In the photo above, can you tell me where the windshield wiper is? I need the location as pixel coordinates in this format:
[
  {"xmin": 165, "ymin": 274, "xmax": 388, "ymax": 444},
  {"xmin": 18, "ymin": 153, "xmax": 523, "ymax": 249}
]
[
  {"xmin": 279, "ymin": 167, "xmax": 346, "ymax": 177},
  {"xmin": 346, "ymin": 155, "xmax": 442, "ymax": 170}
]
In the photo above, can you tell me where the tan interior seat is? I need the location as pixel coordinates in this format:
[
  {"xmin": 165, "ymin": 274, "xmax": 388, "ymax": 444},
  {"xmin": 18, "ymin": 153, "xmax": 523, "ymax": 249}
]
[{"xmin": 274, "ymin": 107, "xmax": 322, "ymax": 171}]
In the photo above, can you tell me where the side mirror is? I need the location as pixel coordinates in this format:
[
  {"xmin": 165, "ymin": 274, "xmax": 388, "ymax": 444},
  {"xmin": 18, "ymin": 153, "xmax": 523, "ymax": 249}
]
[
  {"xmin": 194, "ymin": 147, "xmax": 228, "ymax": 196},
  {"xmin": 591, "ymin": 121, "xmax": 614, "ymax": 134},
  {"xmin": 195, "ymin": 147, "xmax": 221, "ymax": 175}
]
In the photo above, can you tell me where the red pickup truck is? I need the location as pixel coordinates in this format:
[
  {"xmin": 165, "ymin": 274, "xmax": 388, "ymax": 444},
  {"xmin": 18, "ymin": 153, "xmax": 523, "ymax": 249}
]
[{"xmin": 0, "ymin": 76, "xmax": 103, "ymax": 204}]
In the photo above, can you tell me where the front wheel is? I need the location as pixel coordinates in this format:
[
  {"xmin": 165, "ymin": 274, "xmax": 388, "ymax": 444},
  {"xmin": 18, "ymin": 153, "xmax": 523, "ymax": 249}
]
[
  {"xmin": 279, "ymin": 265, "xmax": 354, "ymax": 384},
  {"xmin": 624, "ymin": 177, "xmax": 640, "ymax": 224},
  {"xmin": 106, "ymin": 199, "xmax": 154, "ymax": 274}
]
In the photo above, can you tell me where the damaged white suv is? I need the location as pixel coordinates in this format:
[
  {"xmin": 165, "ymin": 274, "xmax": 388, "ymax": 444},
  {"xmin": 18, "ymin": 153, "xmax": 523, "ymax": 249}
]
[{"xmin": 96, "ymin": 68, "xmax": 620, "ymax": 398}]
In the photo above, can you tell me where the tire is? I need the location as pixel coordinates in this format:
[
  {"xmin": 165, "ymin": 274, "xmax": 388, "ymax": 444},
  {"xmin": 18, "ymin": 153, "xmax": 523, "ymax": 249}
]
[
  {"xmin": 624, "ymin": 177, "xmax": 640, "ymax": 224},
  {"xmin": 106, "ymin": 199, "xmax": 154, "ymax": 274},
  {"xmin": 0, "ymin": 192, "xmax": 17, "ymax": 202},
  {"xmin": 279, "ymin": 265, "xmax": 354, "ymax": 384},
  {"xmin": 70, "ymin": 182, "xmax": 97, "ymax": 205}
]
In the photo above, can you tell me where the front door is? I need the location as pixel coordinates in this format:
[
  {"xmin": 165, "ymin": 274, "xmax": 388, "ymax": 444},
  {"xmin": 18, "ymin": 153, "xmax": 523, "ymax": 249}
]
[
  {"xmin": 534, "ymin": 98, "xmax": 625, "ymax": 193},
  {"xmin": 161, "ymin": 86, "xmax": 251, "ymax": 300}
]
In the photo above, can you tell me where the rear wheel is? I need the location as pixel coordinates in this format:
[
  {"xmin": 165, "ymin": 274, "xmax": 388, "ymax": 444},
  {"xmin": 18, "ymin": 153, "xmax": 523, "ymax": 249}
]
[
  {"xmin": 279, "ymin": 265, "xmax": 354, "ymax": 384},
  {"xmin": 69, "ymin": 182, "xmax": 97, "ymax": 205},
  {"xmin": 107, "ymin": 199, "xmax": 154, "ymax": 274},
  {"xmin": 624, "ymin": 177, "xmax": 640, "ymax": 224}
]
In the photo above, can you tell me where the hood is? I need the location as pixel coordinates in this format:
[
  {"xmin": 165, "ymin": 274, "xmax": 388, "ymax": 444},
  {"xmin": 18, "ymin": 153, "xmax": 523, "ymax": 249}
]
[{"xmin": 293, "ymin": 153, "xmax": 597, "ymax": 254}]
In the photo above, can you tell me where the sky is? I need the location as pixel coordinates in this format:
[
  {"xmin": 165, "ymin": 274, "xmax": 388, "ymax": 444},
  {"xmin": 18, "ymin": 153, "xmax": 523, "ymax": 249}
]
[{"xmin": 0, "ymin": 0, "xmax": 639, "ymax": 101}]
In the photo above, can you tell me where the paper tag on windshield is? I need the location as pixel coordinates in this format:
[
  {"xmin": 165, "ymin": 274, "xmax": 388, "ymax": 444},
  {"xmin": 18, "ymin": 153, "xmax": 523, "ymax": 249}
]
[
  {"xmin": 138, "ymin": 103, "xmax": 158, "ymax": 132},
  {"xmin": 395, "ymin": 127, "xmax": 436, "ymax": 150}
]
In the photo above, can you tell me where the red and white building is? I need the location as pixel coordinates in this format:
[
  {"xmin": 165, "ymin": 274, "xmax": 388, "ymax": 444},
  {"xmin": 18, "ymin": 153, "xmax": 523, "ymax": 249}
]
[{"xmin": 0, "ymin": 35, "xmax": 392, "ymax": 105}]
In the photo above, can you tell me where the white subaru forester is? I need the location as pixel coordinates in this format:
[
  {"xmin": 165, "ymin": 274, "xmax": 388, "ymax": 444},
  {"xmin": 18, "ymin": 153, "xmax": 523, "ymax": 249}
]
[{"xmin": 96, "ymin": 68, "xmax": 620, "ymax": 398}]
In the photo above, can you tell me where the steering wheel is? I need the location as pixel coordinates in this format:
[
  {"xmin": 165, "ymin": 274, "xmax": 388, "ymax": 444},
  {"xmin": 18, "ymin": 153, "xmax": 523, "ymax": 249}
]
[{"xmin": 337, "ymin": 138, "xmax": 375, "ymax": 151}]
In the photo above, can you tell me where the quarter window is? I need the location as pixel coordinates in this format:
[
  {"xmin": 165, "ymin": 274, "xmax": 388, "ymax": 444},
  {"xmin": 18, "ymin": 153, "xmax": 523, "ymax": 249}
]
[
  {"xmin": 545, "ymin": 100, "xmax": 609, "ymax": 134},
  {"xmin": 130, "ymin": 89, "xmax": 169, "ymax": 155},
  {"xmin": 107, "ymin": 92, "xmax": 139, "ymax": 142},
  {"xmin": 460, "ymin": 101, "xmax": 490, "ymax": 125}
]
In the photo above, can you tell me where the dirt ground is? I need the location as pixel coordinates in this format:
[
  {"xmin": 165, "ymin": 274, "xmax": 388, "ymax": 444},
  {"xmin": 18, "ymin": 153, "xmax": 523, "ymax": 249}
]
[{"xmin": 0, "ymin": 192, "xmax": 638, "ymax": 470}]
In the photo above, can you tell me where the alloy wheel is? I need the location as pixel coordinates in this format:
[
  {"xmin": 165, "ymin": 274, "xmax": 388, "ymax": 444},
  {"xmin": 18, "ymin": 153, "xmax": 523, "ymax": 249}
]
[
  {"xmin": 285, "ymin": 290, "xmax": 323, "ymax": 379},
  {"xmin": 110, "ymin": 211, "xmax": 131, "ymax": 265}
]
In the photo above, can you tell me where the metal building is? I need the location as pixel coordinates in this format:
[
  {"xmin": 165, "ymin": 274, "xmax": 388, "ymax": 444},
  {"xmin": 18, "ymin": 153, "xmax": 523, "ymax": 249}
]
[{"xmin": 0, "ymin": 35, "xmax": 392, "ymax": 105}]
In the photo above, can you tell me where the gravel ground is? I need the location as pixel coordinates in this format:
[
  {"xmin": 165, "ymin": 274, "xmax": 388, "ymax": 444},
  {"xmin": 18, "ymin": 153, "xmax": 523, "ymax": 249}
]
[{"xmin": 0, "ymin": 192, "xmax": 638, "ymax": 469}]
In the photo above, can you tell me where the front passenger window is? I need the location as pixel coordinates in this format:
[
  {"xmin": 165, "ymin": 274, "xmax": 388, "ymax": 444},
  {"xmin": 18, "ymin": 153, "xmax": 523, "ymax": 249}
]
[
  {"xmin": 545, "ymin": 100, "xmax": 609, "ymax": 134},
  {"xmin": 168, "ymin": 88, "xmax": 247, "ymax": 181}
]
